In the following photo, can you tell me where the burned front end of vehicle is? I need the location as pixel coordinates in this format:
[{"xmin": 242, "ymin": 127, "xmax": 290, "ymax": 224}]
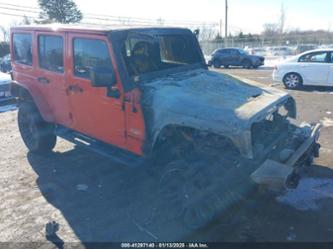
[
  {"xmin": 113, "ymin": 27, "xmax": 321, "ymax": 228},
  {"xmin": 141, "ymin": 70, "xmax": 321, "ymax": 191},
  {"xmin": 249, "ymin": 97, "xmax": 321, "ymax": 189}
]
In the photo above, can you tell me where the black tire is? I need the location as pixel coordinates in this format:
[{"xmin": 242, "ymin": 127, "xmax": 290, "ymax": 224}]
[
  {"xmin": 18, "ymin": 102, "xmax": 56, "ymax": 153},
  {"xmin": 158, "ymin": 159, "xmax": 256, "ymax": 230},
  {"xmin": 223, "ymin": 64, "xmax": 230, "ymax": 69},
  {"xmin": 283, "ymin": 73, "xmax": 303, "ymax": 89},
  {"xmin": 242, "ymin": 60, "xmax": 252, "ymax": 69},
  {"xmin": 213, "ymin": 60, "xmax": 221, "ymax": 69}
]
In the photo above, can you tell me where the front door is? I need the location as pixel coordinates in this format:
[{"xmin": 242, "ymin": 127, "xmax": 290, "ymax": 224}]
[
  {"xmin": 66, "ymin": 34, "xmax": 127, "ymax": 149},
  {"xmin": 35, "ymin": 32, "xmax": 72, "ymax": 127},
  {"xmin": 298, "ymin": 51, "xmax": 329, "ymax": 85}
]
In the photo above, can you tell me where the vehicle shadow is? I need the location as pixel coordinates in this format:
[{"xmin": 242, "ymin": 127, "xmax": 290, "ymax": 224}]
[
  {"xmin": 27, "ymin": 147, "xmax": 189, "ymax": 242},
  {"xmin": 27, "ymin": 146, "xmax": 333, "ymax": 243},
  {"xmin": 291, "ymin": 86, "xmax": 333, "ymax": 93}
]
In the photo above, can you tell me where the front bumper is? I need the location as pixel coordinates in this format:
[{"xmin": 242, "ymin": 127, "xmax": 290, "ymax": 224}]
[
  {"xmin": 251, "ymin": 123, "xmax": 321, "ymax": 189},
  {"xmin": 252, "ymin": 58, "xmax": 265, "ymax": 67},
  {"xmin": 0, "ymin": 82, "xmax": 13, "ymax": 103},
  {"xmin": 272, "ymin": 70, "xmax": 283, "ymax": 82},
  {"xmin": 0, "ymin": 82, "xmax": 12, "ymax": 100}
]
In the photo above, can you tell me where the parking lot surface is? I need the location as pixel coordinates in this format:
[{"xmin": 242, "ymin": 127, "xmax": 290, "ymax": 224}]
[{"xmin": 0, "ymin": 68, "xmax": 333, "ymax": 244}]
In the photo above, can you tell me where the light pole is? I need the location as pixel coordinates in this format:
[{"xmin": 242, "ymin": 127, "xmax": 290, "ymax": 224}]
[{"xmin": 225, "ymin": 0, "xmax": 228, "ymax": 47}]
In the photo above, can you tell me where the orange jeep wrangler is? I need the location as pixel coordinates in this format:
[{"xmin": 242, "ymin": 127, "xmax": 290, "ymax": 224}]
[{"xmin": 10, "ymin": 24, "xmax": 321, "ymax": 228}]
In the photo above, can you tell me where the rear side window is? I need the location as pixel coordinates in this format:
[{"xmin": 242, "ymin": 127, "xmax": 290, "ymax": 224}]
[
  {"xmin": 299, "ymin": 52, "xmax": 328, "ymax": 63},
  {"xmin": 73, "ymin": 38, "xmax": 113, "ymax": 78},
  {"xmin": 38, "ymin": 35, "xmax": 64, "ymax": 73},
  {"xmin": 13, "ymin": 33, "xmax": 32, "ymax": 66}
]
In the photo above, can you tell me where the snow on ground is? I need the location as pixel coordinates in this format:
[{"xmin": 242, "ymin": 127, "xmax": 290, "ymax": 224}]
[
  {"xmin": 264, "ymin": 56, "xmax": 293, "ymax": 68},
  {"xmin": 321, "ymin": 117, "xmax": 333, "ymax": 128},
  {"xmin": 276, "ymin": 178, "xmax": 333, "ymax": 211},
  {"xmin": 0, "ymin": 72, "xmax": 11, "ymax": 85}
]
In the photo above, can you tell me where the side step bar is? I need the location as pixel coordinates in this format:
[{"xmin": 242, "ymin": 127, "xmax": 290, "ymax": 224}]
[{"xmin": 55, "ymin": 126, "xmax": 145, "ymax": 168}]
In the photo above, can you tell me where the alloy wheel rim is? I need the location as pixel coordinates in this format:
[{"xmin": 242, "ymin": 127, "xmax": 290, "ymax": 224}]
[{"xmin": 285, "ymin": 74, "xmax": 300, "ymax": 88}]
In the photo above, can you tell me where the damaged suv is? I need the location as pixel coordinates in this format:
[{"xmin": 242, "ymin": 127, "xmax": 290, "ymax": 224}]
[{"xmin": 11, "ymin": 25, "xmax": 321, "ymax": 228}]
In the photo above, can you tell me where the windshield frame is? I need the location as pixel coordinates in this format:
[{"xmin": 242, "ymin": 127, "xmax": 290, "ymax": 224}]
[{"xmin": 108, "ymin": 28, "xmax": 206, "ymax": 91}]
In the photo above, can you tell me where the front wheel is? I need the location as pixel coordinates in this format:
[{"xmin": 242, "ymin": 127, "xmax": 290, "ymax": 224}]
[
  {"xmin": 213, "ymin": 60, "xmax": 221, "ymax": 69},
  {"xmin": 18, "ymin": 102, "xmax": 57, "ymax": 153},
  {"xmin": 242, "ymin": 60, "xmax": 252, "ymax": 69},
  {"xmin": 283, "ymin": 73, "xmax": 303, "ymax": 89}
]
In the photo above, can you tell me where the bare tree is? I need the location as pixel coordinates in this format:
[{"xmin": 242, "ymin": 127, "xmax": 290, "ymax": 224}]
[
  {"xmin": 0, "ymin": 26, "xmax": 9, "ymax": 43},
  {"xmin": 199, "ymin": 26, "xmax": 218, "ymax": 41}
]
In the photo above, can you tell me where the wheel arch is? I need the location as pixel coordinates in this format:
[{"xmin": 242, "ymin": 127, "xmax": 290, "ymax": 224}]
[
  {"xmin": 151, "ymin": 124, "xmax": 242, "ymax": 158},
  {"xmin": 11, "ymin": 81, "xmax": 55, "ymax": 123}
]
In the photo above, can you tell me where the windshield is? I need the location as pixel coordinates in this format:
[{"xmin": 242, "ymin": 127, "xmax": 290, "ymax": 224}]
[
  {"xmin": 239, "ymin": 49, "xmax": 248, "ymax": 55},
  {"xmin": 121, "ymin": 33, "xmax": 203, "ymax": 77}
]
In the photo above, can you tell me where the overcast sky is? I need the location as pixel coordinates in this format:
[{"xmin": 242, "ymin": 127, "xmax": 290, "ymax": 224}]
[{"xmin": 0, "ymin": 0, "xmax": 332, "ymax": 34}]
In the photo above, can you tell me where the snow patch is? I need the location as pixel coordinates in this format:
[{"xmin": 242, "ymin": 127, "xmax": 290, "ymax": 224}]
[
  {"xmin": 276, "ymin": 178, "xmax": 333, "ymax": 211},
  {"xmin": 321, "ymin": 117, "xmax": 333, "ymax": 127},
  {"xmin": 0, "ymin": 72, "xmax": 11, "ymax": 85}
]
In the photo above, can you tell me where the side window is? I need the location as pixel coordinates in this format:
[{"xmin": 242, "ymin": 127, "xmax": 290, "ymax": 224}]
[
  {"xmin": 299, "ymin": 52, "xmax": 328, "ymax": 63},
  {"xmin": 220, "ymin": 49, "xmax": 229, "ymax": 55},
  {"xmin": 230, "ymin": 49, "xmax": 239, "ymax": 55},
  {"xmin": 331, "ymin": 53, "xmax": 333, "ymax": 63},
  {"xmin": 13, "ymin": 33, "xmax": 32, "ymax": 66},
  {"xmin": 38, "ymin": 35, "xmax": 64, "ymax": 73},
  {"xmin": 73, "ymin": 38, "xmax": 113, "ymax": 79}
]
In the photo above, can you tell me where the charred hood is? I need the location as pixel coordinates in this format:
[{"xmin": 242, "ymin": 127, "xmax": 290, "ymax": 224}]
[{"xmin": 140, "ymin": 69, "xmax": 294, "ymax": 158}]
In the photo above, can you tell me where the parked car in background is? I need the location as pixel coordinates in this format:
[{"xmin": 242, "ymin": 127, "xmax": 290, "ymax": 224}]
[
  {"xmin": 208, "ymin": 48, "xmax": 265, "ymax": 69},
  {"xmin": 0, "ymin": 54, "xmax": 12, "ymax": 73},
  {"xmin": 268, "ymin": 46, "xmax": 292, "ymax": 57},
  {"xmin": 273, "ymin": 49, "xmax": 333, "ymax": 89},
  {"xmin": 295, "ymin": 44, "xmax": 317, "ymax": 55},
  {"xmin": 246, "ymin": 47, "xmax": 267, "ymax": 57},
  {"xmin": 0, "ymin": 71, "xmax": 12, "ymax": 99}
]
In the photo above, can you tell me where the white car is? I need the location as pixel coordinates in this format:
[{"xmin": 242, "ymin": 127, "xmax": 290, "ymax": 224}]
[{"xmin": 273, "ymin": 49, "xmax": 333, "ymax": 89}]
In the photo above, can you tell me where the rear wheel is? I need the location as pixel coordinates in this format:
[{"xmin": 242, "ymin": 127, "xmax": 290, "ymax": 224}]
[
  {"xmin": 18, "ymin": 102, "xmax": 56, "ymax": 153},
  {"xmin": 283, "ymin": 73, "xmax": 303, "ymax": 89}
]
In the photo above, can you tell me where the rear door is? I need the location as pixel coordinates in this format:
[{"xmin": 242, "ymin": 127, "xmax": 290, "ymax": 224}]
[
  {"xmin": 229, "ymin": 49, "xmax": 241, "ymax": 65},
  {"xmin": 218, "ymin": 49, "xmax": 231, "ymax": 65},
  {"xmin": 298, "ymin": 51, "xmax": 330, "ymax": 85},
  {"xmin": 35, "ymin": 32, "xmax": 72, "ymax": 127},
  {"xmin": 66, "ymin": 33, "xmax": 127, "ymax": 149}
]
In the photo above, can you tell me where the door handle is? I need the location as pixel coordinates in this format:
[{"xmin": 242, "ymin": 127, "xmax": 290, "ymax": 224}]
[
  {"xmin": 37, "ymin": 76, "xmax": 50, "ymax": 84},
  {"xmin": 67, "ymin": 84, "xmax": 84, "ymax": 94}
]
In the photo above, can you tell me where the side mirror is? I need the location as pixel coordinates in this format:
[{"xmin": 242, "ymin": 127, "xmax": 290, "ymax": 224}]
[{"xmin": 90, "ymin": 67, "xmax": 117, "ymax": 87}]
